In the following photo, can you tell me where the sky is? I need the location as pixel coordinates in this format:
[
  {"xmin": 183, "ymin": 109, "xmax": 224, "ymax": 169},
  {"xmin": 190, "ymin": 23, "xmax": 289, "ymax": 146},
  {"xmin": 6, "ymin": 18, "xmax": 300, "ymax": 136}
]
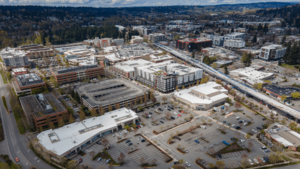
[{"xmin": 0, "ymin": 0, "xmax": 298, "ymax": 7}]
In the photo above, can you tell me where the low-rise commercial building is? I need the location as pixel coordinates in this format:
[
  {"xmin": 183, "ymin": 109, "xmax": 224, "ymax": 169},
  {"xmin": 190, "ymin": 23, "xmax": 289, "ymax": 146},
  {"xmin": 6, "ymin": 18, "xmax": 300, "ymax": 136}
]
[
  {"xmin": 135, "ymin": 61, "xmax": 203, "ymax": 93},
  {"xmin": 130, "ymin": 36, "xmax": 144, "ymax": 44},
  {"xmin": 174, "ymin": 82, "xmax": 228, "ymax": 110},
  {"xmin": 36, "ymin": 108, "xmax": 139, "ymax": 162},
  {"xmin": 224, "ymin": 32, "xmax": 246, "ymax": 39},
  {"xmin": 12, "ymin": 73, "xmax": 47, "ymax": 95},
  {"xmin": 150, "ymin": 54, "xmax": 173, "ymax": 63},
  {"xmin": 0, "ymin": 47, "xmax": 30, "ymax": 70},
  {"xmin": 11, "ymin": 67, "xmax": 27, "ymax": 76},
  {"xmin": 265, "ymin": 123, "xmax": 300, "ymax": 151},
  {"xmin": 259, "ymin": 44, "xmax": 286, "ymax": 61},
  {"xmin": 75, "ymin": 79, "xmax": 145, "ymax": 111},
  {"xmin": 262, "ymin": 85, "xmax": 300, "ymax": 100},
  {"xmin": 83, "ymin": 37, "xmax": 124, "ymax": 48},
  {"xmin": 51, "ymin": 65, "xmax": 104, "ymax": 84},
  {"xmin": 230, "ymin": 67, "xmax": 274, "ymax": 86},
  {"xmin": 25, "ymin": 47, "xmax": 54, "ymax": 59},
  {"xmin": 19, "ymin": 93, "xmax": 68, "ymax": 129},
  {"xmin": 67, "ymin": 56, "xmax": 97, "ymax": 66}
]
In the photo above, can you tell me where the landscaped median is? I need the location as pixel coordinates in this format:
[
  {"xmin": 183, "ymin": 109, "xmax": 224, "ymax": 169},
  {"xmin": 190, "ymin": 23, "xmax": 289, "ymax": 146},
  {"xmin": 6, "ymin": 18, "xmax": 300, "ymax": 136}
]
[
  {"xmin": 1, "ymin": 96, "xmax": 8, "ymax": 112},
  {"xmin": 206, "ymin": 142, "xmax": 250, "ymax": 158},
  {"xmin": 93, "ymin": 148, "xmax": 124, "ymax": 166}
]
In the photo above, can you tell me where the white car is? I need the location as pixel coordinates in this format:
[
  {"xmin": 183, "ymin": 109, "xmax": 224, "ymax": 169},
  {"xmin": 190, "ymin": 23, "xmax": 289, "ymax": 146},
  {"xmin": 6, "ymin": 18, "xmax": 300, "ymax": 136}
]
[
  {"xmin": 253, "ymin": 158, "xmax": 259, "ymax": 164},
  {"xmin": 244, "ymin": 122, "xmax": 248, "ymax": 126},
  {"xmin": 240, "ymin": 139, "xmax": 245, "ymax": 143},
  {"xmin": 231, "ymin": 124, "xmax": 236, "ymax": 127},
  {"xmin": 260, "ymin": 158, "xmax": 266, "ymax": 163},
  {"xmin": 185, "ymin": 162, "xmax": 191, "ymax": 167},
  {"xmin": 248, "ymin": 159, "xmax": 254, "ymax": 165},
  {"xmin": 252, "ymin": 129, "xmax": 258, "ymax": 133}
]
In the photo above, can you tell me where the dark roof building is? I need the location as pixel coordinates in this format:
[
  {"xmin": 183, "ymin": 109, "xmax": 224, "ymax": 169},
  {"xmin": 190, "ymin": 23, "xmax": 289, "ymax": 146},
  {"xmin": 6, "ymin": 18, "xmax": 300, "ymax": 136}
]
[{"xmin": 12, "ymin": 73, "xmax": 47, "ymax": 95}]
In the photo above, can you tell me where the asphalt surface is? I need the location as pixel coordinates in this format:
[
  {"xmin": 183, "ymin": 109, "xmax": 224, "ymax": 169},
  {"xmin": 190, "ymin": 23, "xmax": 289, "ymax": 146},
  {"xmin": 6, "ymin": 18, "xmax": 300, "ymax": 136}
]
[{"xmin": 0, "ymin": 73, "xmax": 53, "ymax": 169}]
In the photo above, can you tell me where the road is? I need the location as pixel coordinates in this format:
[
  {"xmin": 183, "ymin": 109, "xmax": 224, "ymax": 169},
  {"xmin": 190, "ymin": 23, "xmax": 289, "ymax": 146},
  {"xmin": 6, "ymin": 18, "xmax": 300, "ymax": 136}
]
[
  {"xmin": 0, "ymin": 74, "xmax": 53, "ymax": 169},
  {"xmin": 154, "ymin": 43, "xmax": 300, "ymax": 120}
]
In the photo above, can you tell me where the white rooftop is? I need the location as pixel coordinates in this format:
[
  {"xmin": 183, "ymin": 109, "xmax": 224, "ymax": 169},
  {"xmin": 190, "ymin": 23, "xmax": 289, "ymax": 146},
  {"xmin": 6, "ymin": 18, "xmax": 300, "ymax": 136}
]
[
  {"xmin": 114, "ymin": 59, "xmax": 152, "ymax": 72},
  {"xmin": 174, "ymin": 82, "xmax": 228, "ymax": 104},
  {"xmin": 150, "ymin": 54, "xmax": 173, "ymax": 62},
  {"xmin": 37, "ymin": 108, "xmax": 138, "ymax": 156},
  {"xmin": 271, "ymin": 134, "xmax": 294, "ymax": 147},
  {"xmin": 230, "ymin": 67, "xmax": 274, "ymax": 85}
]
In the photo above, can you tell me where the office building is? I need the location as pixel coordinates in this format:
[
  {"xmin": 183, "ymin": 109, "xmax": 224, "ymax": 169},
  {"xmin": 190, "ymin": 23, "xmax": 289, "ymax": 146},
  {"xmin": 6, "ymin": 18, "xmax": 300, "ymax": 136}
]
[
  {"xmin": 223, "ymin": 39, "xmax": 245, "ymax": 48},
  {"xmin": 130, "ymin": 36, "xmax": 144, "ymax": 44},
  {"xmin": 12, "ymin": 73, "xmax": 47, "ymax": 95},
  {"xmin": 84, "ymin": 37, "xmax": 124, "ymax": 48},
  {"xmin": 176, "ymin": 38, "xmax": 212, "ymax": 52},
  {"xmin": 135, "ymin": 61, "xmax": 203, "ymax": 93},
  {"xmin": 174, "ymin": 82, "xmax": 228, "ymax": 110},
  {"xmin": 259, "ymin": 44, "xmax": 286, "ymax": 61},
  {"xmin": 19, "ymin": 93, "xmax": 68, "ymax": 129},
  {"xmin": 11, "ymin": 67, "xmax": 27, "ymax": 76},
  {"xmin": 50, "ymin": 65, "xmax": 104, "ymax": 84},
  {"xmin": 113, "ymin": 59, "xmax": 152, "ymax": 78}
]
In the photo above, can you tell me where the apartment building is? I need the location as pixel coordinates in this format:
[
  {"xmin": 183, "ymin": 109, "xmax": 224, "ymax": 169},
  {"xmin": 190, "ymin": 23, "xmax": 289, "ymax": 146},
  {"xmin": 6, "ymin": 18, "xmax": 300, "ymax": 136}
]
[
  {"xmin": 19, "ymin": 93, "xmax": 68, "ymax": 129},
  {"xmin": 223, "ymin": 39, "xmax": 245, "ymax": 48},
  {"xmin": 51, "ymin": 65, "xmax": 104, "ymax": 84},
  {"xmin": 134, "ymin": 61, "xmax": 203, "ymax": 93},
  {"xmin": 148, "ymin": 33, "xmax": 166, "ymax": 43},
  {"xmin": 259, "ymin": 44, "xmax": 286, "ymax": 61},
  {"xmin": 0, "ymin": 47, "xmax": 30, "ymax": 70}
]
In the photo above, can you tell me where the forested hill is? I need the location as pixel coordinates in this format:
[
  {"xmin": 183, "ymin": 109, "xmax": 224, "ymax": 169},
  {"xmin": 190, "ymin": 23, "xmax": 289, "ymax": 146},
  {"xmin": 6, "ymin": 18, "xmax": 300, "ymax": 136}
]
[
  {"xmin": 0, "ymin": 2, "xmax": 295, "ymax": 18},
  {"xmin": 256, "ymin": 3, "xmax": 300, "ymax": 28}
]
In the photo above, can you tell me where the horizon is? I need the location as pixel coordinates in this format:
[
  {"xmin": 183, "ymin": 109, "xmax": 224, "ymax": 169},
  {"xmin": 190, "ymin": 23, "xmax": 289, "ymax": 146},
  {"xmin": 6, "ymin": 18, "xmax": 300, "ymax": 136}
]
[{"xmin": 0, "ymin": 0, "xmax": 299, "ymax": 8}]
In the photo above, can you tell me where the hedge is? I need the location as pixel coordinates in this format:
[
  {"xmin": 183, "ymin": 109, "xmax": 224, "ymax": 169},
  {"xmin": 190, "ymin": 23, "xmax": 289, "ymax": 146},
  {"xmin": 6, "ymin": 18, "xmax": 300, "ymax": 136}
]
[
  {"xmin": 128, "ymin": 149, "xmax": 139, "ymax": 154},
  {"xmin": 117, "ymin": 139, "xmax": 127, "ymax": 143}
]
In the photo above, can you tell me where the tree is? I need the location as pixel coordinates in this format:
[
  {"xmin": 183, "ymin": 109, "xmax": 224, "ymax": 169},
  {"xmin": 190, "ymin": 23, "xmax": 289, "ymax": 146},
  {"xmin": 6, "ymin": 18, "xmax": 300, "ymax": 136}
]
[
  {"xmin": 207, "ymin": 163, "xmax": 215, "ymax": 169},
  {"xmin": 91, "ymin": 108, "xmax": 97, "ymax": 117},
  {"xmin": 101, "ymin": 138, "xmax": 109, "ymax": 147},
  {"xmin": 69, "ymin": 114, "xmax": 75, "ymax": 123},
  {"xmin": 253, "ymin": 83, "xmax": 263, "ymax": 90},
  {"xmin": 79, "ymin": 110, "xmax": 86, "ymax": 121},
  {"xmin": 66, "ymin": 160, "xmax": 79, "ymax": 169},
  {"xmin": 49, "ymin": 122, "xmax": 55, "ymax": 129},
  {"xmin": 231, "ymin": 27, "xmax": 234, "ymax": 33},
  {"xmin": 203, "ymin": 56, "xmax": 210, "ymax": 65},
  {"xmin": 291, "ymin": 92, "xmax": 300, "ymax": 99},
  {"xmin": 117, "ymin": 153, "xmax": 125, "ymax": 163},
  {"xmin": 58, "ymin": 117, "xmax": 64, "ymax": 127},
  {"xmin": 224, "ymin": 65, "xmax": 229, "ymax": 75},
  {"xmin": 215, "ymin": 160, "xmax": 225, "ymax": 169},
  {"xmin": 283, "ymin": 41, "xmax": 291, "ymax": 63},
  {"xmin": 108, "ymin": 104, "xmax": 113, "ymax": 111},
  {"xmin": 241, "ymin": 52, "xmax": 252, "ymax": 67},
  {"xmin": 281, "ymin": 95, "xmax": 287, "ymax": 102},
  {"xmin": 162, "ymin": 97, "xmax": 167, "ymax": 103},
  {"xmin": 211, "ymin": 63, "xmax": 217, "ymax": 69},
  {"xmin": 200, "ymin": 76, "xmax": 209, "ymax": 84},
  {"xmin": 234, "ymin": 102, "xmax": 242, "ymax": 110},
  {"xmin": 263, "ymin": 23, "xmax": 269, "ymax": 34},
  {"xmin": 140, "ymin": 96, "xmax": 143, "ymax": 104}
]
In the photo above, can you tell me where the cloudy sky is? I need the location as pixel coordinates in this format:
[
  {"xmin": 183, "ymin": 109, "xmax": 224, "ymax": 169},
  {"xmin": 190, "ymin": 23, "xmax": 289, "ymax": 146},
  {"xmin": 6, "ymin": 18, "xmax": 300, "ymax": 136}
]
[{"xmin": 0, "ymin": 0, "xmax": 298, "ymax": 7}]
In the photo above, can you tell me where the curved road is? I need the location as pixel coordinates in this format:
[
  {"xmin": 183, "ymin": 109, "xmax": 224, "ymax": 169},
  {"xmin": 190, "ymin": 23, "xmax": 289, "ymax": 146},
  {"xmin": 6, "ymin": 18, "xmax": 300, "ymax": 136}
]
[{"xmin": 0, "ymin": 74, "xmax": 53, "ymax": 169}]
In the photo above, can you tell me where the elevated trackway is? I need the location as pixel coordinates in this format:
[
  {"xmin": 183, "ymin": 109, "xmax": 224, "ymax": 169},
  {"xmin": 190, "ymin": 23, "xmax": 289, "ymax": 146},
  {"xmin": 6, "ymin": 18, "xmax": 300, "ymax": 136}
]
[{"xmin": 154, "ymin": 43, "xmax": 300, "ymax": 120}]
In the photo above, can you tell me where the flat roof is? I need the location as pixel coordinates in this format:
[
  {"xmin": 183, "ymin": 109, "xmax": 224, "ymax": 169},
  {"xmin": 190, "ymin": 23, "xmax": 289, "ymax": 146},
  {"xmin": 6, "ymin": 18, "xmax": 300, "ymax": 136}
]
[
  {"xmin": 114, "ymin": 59, "xmax": 152, "ymax": 72},
  {"xmin": 230, "ymin": 67, "xmax": 274, "ymax": 85},
  {"xmin": 37, "ymin": 108, "xmax": 138, "ymax": 156},
  {"xmin": 75, "ymin": 78, "xmax": 146, "ymax": 107},
  {"xmin": 15, "ymin": 73, "xmax": 45, "ymax": 87},
  {"xmin": 174, "ymin": 82, "xmax": 228, "ymax": 104},
  {"xmin": 263, "ymin": 85, "xmax": 300, "ymax": 96},
  {"xmin": 19, "ymin": 92, "xmax": 67, "ymax": 118},
  {"xmin": 51, "ymin": 64, "xmax": 101, "ymax": 75}
]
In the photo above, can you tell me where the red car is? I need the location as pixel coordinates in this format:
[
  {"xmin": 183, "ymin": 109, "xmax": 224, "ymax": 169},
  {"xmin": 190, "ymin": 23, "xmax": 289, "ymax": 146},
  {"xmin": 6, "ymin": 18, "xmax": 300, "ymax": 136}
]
[
  {"xmin": 145, "ymin": 113, "xmax": 148, "ymax": 116},
  {"xmin": 15, "ymin": 158, "xmax": 19, "ymax": 162},
  {"xmin": 78, "ymin": 158, "xmax": 82, "ymax": 163}
]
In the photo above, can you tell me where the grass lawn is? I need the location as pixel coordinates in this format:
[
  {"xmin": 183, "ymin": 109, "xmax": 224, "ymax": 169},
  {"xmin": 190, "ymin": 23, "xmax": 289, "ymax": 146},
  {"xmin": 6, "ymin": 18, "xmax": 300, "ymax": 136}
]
[
  {"xmin": 0, "ymin": 70, "xmax": 7, "ymax": 84},
  {"xmin": 281, "ymin": 63, "xmax": 299, "ymax": 69}
]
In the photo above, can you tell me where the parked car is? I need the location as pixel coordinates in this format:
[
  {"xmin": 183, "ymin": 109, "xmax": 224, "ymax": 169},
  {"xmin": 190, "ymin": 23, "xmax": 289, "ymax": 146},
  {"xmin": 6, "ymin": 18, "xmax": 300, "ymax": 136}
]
[
  {"xmin": 185, "ymin": 162, "xmax": 191, "ymax": 167},
  {"xmin": 253, "ymin": 158, "xmax": 259, "ymax": 164},
  {"xmin": 149, "ymin": 112, "xmax": 153, "ymax": 115},
  {"xmin": 171, "ymin": 117, "xmax": 175, "ymax": 120},
  {"xmin": 223, "ymin": 121, "xmax": 226, "ymax": 123},
  {"xmin": 106, "ymin": 159, "xmax": 110, "ymax": 163},
  {"xmin": 160, "ymin": 121, "xmax": 164, "ymax": 124},
  {"xmin": 235, "ymin": 126, "xmax": 241, "ymax": 130},
  {"xmin": 145, "ymin": 113, "xmax": 148, "ymax": 116},
  {"xmin": 231, "ymin": 124, "xmax": 236, "ymax": 127},
  {"xmin": 15, "ymin": 158, "xmax": 19, "ymax": 162},
  {"xmin": 78, "ymin": 158, "xmax": 82, "ymax": 163},
  {"xmin": 261, "ymin": 146, "xmax": 267, "ymax": 150},
  {"xmin": 125, "ymin": 140, "xmax": 131, "ymax": 143},
  {"xmin": 127, "ymin": 143, "xmax": 133, "ymax": 146},
  {"xmin": 248, "ymin": 159, "xmax": 254, "ymax": 165},
  {"xmin": 262, "ymin": 118, "xmax": 266, "ymax": 121},
  {"xmin": 260, "ymin": 158, "xmax": 266, "ymax": 163},
  {"xmin": 174, "ymin": 161, "xmax": 179, "ymax": 164},
  {"xmin": 217, "ymin": 154, "xmax": 222, "ymax": 158},
  {"xmin": 239, "ymin": 121, "xmax": 243, "ymax": 124},
  {"xmin": 257, "ymin": 127, "xmax": 262, "ymax": 130},
  {"xmin": 263, "ymin": 157, "xmax": 269, "ymax": 162},
  {"xmin": 252, "ymin": 129, "xmax": 258, "ymax": 133},
  {"xmin": 244, "ymin": 122, "xmax": 248, "ymax": 126},
  {"xmin": 240, "ymin": 139, "xmax": 245, "ymax": 143},
  {"xmin": 97, "ymin": 157, "xmax": 102, "ymax": 161},
  {"xmin": 194, "ymin": 140, "xmax": 200, "ymax": 143},
  {"xmin": 161, "ymin": 117, "xmax": 165, "ymax": 120},
  {"xmin": 141, "ymin": 139, "xmax": 145, "ymax": 142},
  {"xmin": 236, "ymin": 116, "xmax": 240, "ymax": 120}
]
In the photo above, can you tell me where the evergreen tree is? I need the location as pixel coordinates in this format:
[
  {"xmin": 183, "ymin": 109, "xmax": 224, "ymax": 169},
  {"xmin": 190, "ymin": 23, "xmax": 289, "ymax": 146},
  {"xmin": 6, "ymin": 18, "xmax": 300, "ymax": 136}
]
[
  {"xmin": 231, "ymin": 27, "xmax": 234, "ymax": 33},
  {"xmin": 283, "ymin": 41, "xmax": 291, "ymax": 63},
  {"xmin": 41, "ymin": 33, "xmax": 46, "ymax": 46},
  {"xmin": 281, "ymin": 36, "xmax": 286, "ymax": 44},
  {"xmin": 252, "ymin": 34, "xmax": 257, "ymax": 43},
  {"xmin": 192, "ymin": 50, "xmax": 195, "ymax": 58},
  {"xmin": 224, "ymin": 65, "xmax": 229, "ymax": 75},
  {"xmin": 241, "ymin": 52, "xmax": 252, "ymax": 67},
  {"xmin": 289, "ymin": 42, "xmax": 298, "ymax": 64},
  {"xmin": 203, "ymin": 56, "xmax": 210, "ymax": 65},
  {"xmin": 281, "ymin": 21, "xmax": 287, "ymax": 27},
  {"xmin": 263, "ymin": 24, "xmax": 269, "ymax": 34},
  {"xmin": 257, "ymin": 24, "xmax": 263, "ymax": 31}
]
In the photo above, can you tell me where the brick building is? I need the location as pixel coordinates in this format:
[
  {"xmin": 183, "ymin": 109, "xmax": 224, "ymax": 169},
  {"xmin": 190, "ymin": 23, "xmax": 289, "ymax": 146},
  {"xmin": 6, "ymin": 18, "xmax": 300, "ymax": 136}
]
[
  {"xmin": 12, "ymin": 73, "xmax": 47, "ymax": 95},
  {"xmin": 176, "ymin": 38, "xmax": 212, "ymax": 52},
  {"xmin": 19, "ymin": 93, "xmax": 68, "ymax": 129},
  {"xmin": 51, "ymin": 65, "xmax": 104, "ymax": 84}
]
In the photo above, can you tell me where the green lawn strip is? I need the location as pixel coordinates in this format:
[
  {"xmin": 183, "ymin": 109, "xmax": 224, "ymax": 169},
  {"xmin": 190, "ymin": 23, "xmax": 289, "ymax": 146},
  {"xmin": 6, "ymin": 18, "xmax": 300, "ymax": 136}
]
[
  {"xmin": 235, "ymin": 99, "xmax": 270, "ymax": 120},
  {"xmin": 2, "ymin": 96, "xmax": 8, "ymax": 110},
  {"xmin": 0, "ymin": 70, "xmax": 8, "ymax": 84},
  {"xmin": 117, "ymin": 138, "xmax": 127, "ymax": 143}
]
